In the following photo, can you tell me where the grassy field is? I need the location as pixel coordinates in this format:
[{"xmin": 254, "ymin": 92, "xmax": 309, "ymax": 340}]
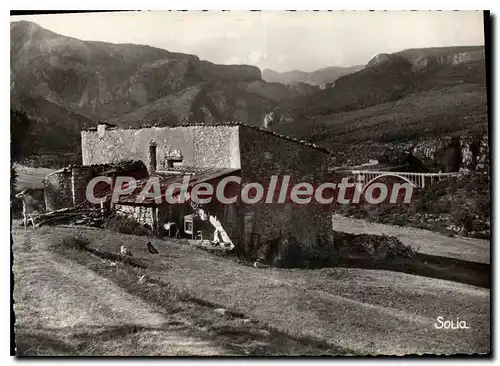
[
  {"xmin": 13, "ymin": 164, "xmax": 56, "ymax": 190},
  {"xmin": 13, "ymin": 225, "xmax": 490, "ymax": 356},
  {"xmin": 13, "ymin": 228, "xmax": 345, "ymax": 356}
]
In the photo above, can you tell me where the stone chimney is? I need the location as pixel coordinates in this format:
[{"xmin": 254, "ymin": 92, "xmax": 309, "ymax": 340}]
[
  {"xmin": 149, "ymin": 141, "xmax": 157, "ymax": 175},
  {"xmin": 97, "ymin": 124, "xmax": 107, "ymax": 138}
]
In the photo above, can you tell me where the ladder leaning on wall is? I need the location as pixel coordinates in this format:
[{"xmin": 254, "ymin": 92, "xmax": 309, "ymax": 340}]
[{"xmin": 189, "ymin": 201, "xmax": 235, "ymax": 250}]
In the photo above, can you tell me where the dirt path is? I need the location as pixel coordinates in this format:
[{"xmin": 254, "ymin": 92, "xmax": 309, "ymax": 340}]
[
  {"xmin": 12, "ymin": 229, "xmax": 231, "ymax": 356},
  {"xmin": 332, "ymin": 215, "xmax": 490, "ymax": 264}
]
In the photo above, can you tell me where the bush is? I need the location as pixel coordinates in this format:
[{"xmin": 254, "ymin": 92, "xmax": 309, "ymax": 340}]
[
  {"xmin": 104, "ymin": 214, "xmax": 151, "ymax": 236},
  {"xmin": 11, "ymin": 163, "xmax": 17, "ymax": 202},
  {"xmin": 390, "ymin": 214, "xmax": 410, "ymax": 226},
  {"xmin": 49, "ymin": 234, "xmax": 90, "ymax": 251},
  {"xmin": 415, "ymin": 180, "xmax": 451, "ymax": 214},
  {"xmin": 451, "ymin": 209, "xmax": 476, "ymax": 232}
]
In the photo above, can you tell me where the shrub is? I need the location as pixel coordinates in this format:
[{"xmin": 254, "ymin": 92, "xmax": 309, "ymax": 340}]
[
  {"xmin": 104, "ymin": 214, "xmax": 151, "ymax": 236},
  {"xmin": 10, "ymin": 163, "xmax": 17, "ymax": 202},
  {"xmin": 451, "ymin": 209, "xmax": 476, "ymax": 232},
  {"xmin": 390, "ymin": 214, "xmax": 410, "ymax": 226},
  {"xmin": 49, "ymin": 234, "xmax": 91, "ymax": 251}
]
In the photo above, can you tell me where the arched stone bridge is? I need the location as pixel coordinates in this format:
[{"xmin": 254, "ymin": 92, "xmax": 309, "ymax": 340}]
[{"xmin": 351, "ymin": 170, "xmax": 459, "ymax": 189}]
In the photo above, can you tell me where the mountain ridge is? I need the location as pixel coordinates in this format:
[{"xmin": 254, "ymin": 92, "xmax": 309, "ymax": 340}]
[
  {"xmin": 11, "ymin": 20, "xmax": 488, "ymax": 168},
  {"xmin": 262, "ymin": 65, "xmax": 364, "ymax": 85}
]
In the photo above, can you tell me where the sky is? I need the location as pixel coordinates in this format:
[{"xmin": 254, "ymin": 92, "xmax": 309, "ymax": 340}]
[{"xmin": 11, "ymin": 11, "xmax": 485, "ymax": 72}]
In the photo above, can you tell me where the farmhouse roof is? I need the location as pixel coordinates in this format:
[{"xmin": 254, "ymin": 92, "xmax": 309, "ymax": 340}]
[
  {"xmin": 82, "ymin": 121, "xmax": 331, "ymax": 155},
  {"xmin": 43, "ymin": 160, "xmax": 147, "ymax": 182},
  {"xmin": 94, "ymin": 167, "xmax": 240, "ymax": 206}
]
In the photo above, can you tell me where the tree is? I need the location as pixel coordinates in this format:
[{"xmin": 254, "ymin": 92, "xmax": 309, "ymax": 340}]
[
  {"xmin": 11, "ymin": 108, "xmax": 37, "ymax": 162},
  {"xmin": 11, "ymin": 108, "xmax": 38, "ymax": 199},
  {"xmin": 10, "ymin": 161, "xmax": 18, "ymax": 201}
]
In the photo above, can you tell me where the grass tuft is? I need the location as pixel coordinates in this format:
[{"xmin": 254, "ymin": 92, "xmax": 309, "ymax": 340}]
[
  {"xmin": 104, "ymin": 215, "xmax": 152, "ymax": 236},
  {"xmin": 48, "ymin": 233, "xmax": 91, "ymax": 252}
]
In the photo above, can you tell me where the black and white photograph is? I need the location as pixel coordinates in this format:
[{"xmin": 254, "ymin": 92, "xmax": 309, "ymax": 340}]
[{"xmin": 10, "ymin": 10, "xmax": 491, "ymax": 356}]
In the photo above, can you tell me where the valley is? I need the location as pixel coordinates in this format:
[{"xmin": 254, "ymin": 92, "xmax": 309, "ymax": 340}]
[{"xmin": 11, "ymin": 21, "xmax": 487, "ymax": 169}]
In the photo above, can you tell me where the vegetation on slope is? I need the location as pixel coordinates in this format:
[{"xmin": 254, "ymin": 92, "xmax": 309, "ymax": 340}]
[
  {"xmin": 271, "ymin": 46, "xmax": 487, "ymax": 161},
  {"xmin": 337, "ymin": 172, "xmax": 490, "ymax": 239},
  {"xmin": 262, "ymin": 65, "xmax": 363, "ymax": 85},
  {"xmin": 282, "ymin": 84, "xmax": 486, "ymax": 141}
]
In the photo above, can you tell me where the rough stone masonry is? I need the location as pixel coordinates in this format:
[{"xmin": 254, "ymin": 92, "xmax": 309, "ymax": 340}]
[{"xmin": 80, "ymin": 122, "xmax": 334, "ymax": 260}]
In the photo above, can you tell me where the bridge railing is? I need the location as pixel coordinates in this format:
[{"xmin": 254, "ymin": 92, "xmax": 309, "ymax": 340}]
[
  {"xmin": 350, "ymin": 171, "xmax": 460, "ymax": 189},
  {"xmin": 351, "ymin": 170, "xmax": 459, "ymax": 177}
]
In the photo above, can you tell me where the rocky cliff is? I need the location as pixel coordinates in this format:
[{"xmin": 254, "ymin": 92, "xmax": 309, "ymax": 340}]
[
  {"xmin": 407, "ymin": 135, "xmax": 489, "ymax": 173},
  {"xmin": 11, "ymin": 21, "xmax": 270, "ymax": 121},
  {"xmin": 11, "ymin": 21, "xmax": 319, "ymax": 149},
  {"xmin": 281, "ymin": 45, "xmax": 486, "ymax": 119},
  {"xmin": 270, "ymin": 46, "xmax": 487, "ymax": 166}
]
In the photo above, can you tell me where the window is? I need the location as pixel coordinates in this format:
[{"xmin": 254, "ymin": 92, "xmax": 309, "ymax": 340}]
[
  {"xmin": 184, "ymin": 220, "xmax": 193, "ymax": 234},
  {"xmin": 166, "ymin": 157, "xmax": 183, "ymax": 168}
]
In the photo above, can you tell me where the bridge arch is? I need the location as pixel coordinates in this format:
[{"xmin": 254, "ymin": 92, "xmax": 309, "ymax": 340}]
[
  {"xmin": 351, "ymin": 170, "xmax": 459, "ymax": 191},
  {"xmin": 360, "ymin": 173, "xmax": 417, "ymax": 194}
]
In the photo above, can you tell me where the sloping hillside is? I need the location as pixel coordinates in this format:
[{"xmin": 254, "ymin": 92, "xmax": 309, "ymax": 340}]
[
  {"xmin": 276, "ymin": 46, "xmax": 485, "ymax": 120},
  {"xmin": 14, "ymin": 226, "xmax": 489, "ymax": 356},
  {"xmin": 108, "ymin": 80, "xmax": 308, "ymax": 127},
  {"xmin": 269, "ymin": 46, "xmax": 487, "ymax": 164},
  {"xmin": 11, "ymin": 21, "xmax": 183, "ymax": 120},
  {"xmin": 11, "ymin": 21, "xmax": 488, "ymax": 169},
  {"xmin": 394, "ymin": 46, "xmax": 485, "ymax": 63},
  {"xmin": 262, "ymin": 65, "xmax": 363, "ymax": 85},
  {"xmin": 275, "ymin": 84, "xmax": 487, "ymax": 144},
  {"xmin": 11, "ymin": 92, "xmax": 94, "ymax": 154},
  {"xmin": 11, "ymin": 21, "xmax": 316, "ymax": 131}
]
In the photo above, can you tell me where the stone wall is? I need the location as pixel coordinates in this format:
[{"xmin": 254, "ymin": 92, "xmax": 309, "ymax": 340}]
[
  {"xmin": 240, "ymin": 203, "xmax": 334, "ymax": 264},
  {"xmin": 237, "ymin": 126, "xmax": 332, "ymax": 258},
  {"xmin": 43, "ymin": 163, "xmax": 145, "ymax": 211},
  {"xmin": 43, "ymin": 168, "xmax": 73, "ymax": 211},
  {"xmin": 81, "ymin": 125, "xmax": 241, "ymax": 171},
  {"xmin": 115, "ymin": 204, "xmax": 155, "ymax": 228},
  {"xmin": 71, "ymin": 166, "xmax": 95, "ymax": 207},
  {"xmin": 238, "ymin": 126, "xmax": 329, "ymax": 183},
  {"xmin": 82, "ymin": 123, "xmax": 334, "ymax": 261}
]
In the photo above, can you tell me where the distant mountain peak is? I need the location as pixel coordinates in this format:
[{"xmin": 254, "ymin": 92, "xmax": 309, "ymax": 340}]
[{"xmin": 262, "ymin": 65, "xmax": 363, "ymax": 86}]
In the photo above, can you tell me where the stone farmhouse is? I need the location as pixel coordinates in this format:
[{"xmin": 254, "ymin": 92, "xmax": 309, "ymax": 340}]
[{"xmin": 44, "ymin": 122, "xmax": 334, "ymax": 263}]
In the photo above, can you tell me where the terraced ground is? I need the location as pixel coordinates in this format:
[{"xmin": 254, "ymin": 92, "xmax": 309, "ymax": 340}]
[{"xmin": 332, "ymin": 215, "xmax": 490, "ymax": 265}]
